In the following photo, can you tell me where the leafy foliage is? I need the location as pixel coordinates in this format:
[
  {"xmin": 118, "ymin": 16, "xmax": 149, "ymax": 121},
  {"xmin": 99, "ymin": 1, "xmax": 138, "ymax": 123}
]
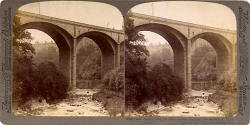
[
  {"xmin": 12, "ymin": 15, "xmax": 36, "ymax": 106},
  {"xmin": 146, "ymin": 63, "xmax": 184, "ymax": 105},
  {"xmin": 102, "ymin": 67, "xmax": 124, "ymax": 92},
  {"xmin": 125, "ymin": 12, "xmax": 184, "ymax": 109},
  {"xmin": 125, "ymin": 12, "xmax": 150, "ymax": 107},
  {"xmin": 35, "ymin": 62, "xmax": 69, "ymax": 103},
  {"xmin": 13, "ymin": 14, "xmax": 68, "ymax": 107},
  {"xmin": 217, "ymin": 69, "xmax": 237, "ymax": 92}
]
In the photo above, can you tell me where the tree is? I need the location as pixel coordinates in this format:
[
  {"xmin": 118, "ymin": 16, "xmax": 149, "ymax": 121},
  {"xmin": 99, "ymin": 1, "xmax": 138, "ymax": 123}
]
[
  {"xmin": 125, "ymin": 12, "xmax": 184, "ymax": 109},
  {"xmin": 125, "ymin": 11, "xmax": 150, "ymax": 107},
  {"xmin": 13, "ymin": 13, "xmax": 69, "ymax": 107},
  {"xmin": 12, "ymin": 14, "xmax": 36, "ymax": 106}
]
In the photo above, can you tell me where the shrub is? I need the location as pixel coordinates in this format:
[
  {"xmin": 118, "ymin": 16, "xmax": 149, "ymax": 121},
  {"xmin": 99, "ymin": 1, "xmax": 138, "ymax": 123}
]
[
  {"xmin": 125, "ymin": 77, "xmax": 148, "ymax": 108},
  {"xmin": 126, "ymin": 63, "xmax": 184, "ymax": 108},
  {"xmin": 147, "ymin": 63, "xmax": 184, "ymax": 105},
  {"xmin": 208, "ymin": 68, "xmax": 237, "ymax": 117},
  {"xmin": 12, "ymin": 52, "xmax": 37, "ymax": 107},
  {"xmin": 13, "ymin": 81, "xmax": 35, "ymax": 107},
  {"xmin": 102, "ymin": 66, "xmax": 124, "ymax": 93},
  {"xmin": 35, "ymin": 61, "xmax": 69, "ymax": 103},
  {"xmin": 217, "ymin": 69, "xmax": 237, "ymax": 92},
  {"xmin": 93, "ymin": 66, "xmax": 125, "ymax": 116}
]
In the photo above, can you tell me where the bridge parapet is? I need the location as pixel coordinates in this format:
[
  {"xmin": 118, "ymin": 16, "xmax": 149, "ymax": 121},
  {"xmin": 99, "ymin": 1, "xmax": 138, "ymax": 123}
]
[
  {"xmin": 130, "ymin": 12, "xmax": 236, "ymax": 44},
  {"xmin": 16, "ymin": 10, "xmax": 124, "ymax": 44}
]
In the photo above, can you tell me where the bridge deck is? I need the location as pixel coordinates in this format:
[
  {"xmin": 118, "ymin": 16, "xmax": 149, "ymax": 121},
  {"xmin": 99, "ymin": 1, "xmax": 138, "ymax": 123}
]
[
  {"xmin": 16, "ymin": 10, "xmax": 123, "ymax": 34},
  {"xmin": 130, "ymin": 12, "xmax": 236, "ymax": 34}
]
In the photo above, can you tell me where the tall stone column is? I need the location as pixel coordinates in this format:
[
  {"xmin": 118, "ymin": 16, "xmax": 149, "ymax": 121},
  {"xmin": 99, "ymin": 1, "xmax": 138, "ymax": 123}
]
[
  {"xmin": 186, "ymin": 39, "xmax": 192, "ymax": 91},
  {"xmin": 71, "ymin": 38, "xmax": 77, "ymax": 89},
  {"xmin": 116, "ymin": 44, "xmax": 121, "ymax": 68},
  {"xmin": 59, "ymin": 48, "xmax": 71, "ymax": 86},
  {"xmin": 230, "ymin": 34, "xmax": 236, "ymax": 71}
]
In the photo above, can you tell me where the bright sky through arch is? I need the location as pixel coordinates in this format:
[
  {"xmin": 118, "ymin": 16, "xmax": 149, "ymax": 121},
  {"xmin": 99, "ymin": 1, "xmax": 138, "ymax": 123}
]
[{"xmin": 140, "ymin": 31, "xmax": 169, "ymax": 46}]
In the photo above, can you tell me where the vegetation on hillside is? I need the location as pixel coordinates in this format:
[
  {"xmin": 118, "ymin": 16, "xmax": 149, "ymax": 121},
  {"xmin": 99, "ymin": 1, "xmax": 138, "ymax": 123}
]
[
  {"xmin": 76, "ymin": 41, "xmax": 101, "ymax": 81},
  {"xmin": 208, "ymin": 68, "xmax": 237, "ymax": 117},
  {"xmin": 146, "ymin": 44, "xmax": 174, "ymax": 68},
  {"xmin": 191, "ymin": 45, "xmax": 217, "ymax": 81},
  {"xmin": 33, "ymin": 44, "xmax": 59, "ymax": 67}
]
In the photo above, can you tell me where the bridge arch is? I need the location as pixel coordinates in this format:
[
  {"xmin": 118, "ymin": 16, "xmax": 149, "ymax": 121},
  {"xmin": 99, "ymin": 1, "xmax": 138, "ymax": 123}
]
[
  {"xmin": 19, "ymin": 22, "xmax": 73, "ymax": 82},
  {"xmin": 191, "ymin": 32, "xmax": 233, "ymax": 76},
  {"xmin": 77, "ymin": 31, "xmax": 117, "ymax": 77},
  {"xmin": 130, "ymin": 23, "xmax": 187, "ymax": 78}
]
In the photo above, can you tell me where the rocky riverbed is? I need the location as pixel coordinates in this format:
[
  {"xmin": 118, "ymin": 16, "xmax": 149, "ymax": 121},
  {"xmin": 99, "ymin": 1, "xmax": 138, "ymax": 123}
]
[
  {"xmin": 13, "ymin": 89, "xmax": 109, "ymax": 116},
  {"xmin": 126, "ymin": 90, "xmax": 225, "ymax": 117},
  {"xmin": 13, "ymin": 89, "xmax": 226, "ymax": 117}
]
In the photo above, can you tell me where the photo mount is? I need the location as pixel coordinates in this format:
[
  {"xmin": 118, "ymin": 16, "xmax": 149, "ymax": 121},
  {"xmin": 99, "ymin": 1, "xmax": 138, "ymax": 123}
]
[{"xmin": 0, "ymin": 0, "xmax": 249, "ymax": 125}]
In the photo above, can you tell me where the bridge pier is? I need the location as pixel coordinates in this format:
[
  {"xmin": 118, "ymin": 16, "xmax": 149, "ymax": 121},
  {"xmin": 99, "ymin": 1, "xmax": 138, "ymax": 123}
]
[
  {"xmin": 186, "ymin": 39, "xmax": 192, "ymax": 92},
  {"xmin": 70, "ymin": 38, "xmax": 77, "ymax": 89},
  {"xmin": 115, "ymin": 44, "xmax": 121, "ymax": 68},
  {"xmin": 59, "ymin": 48, "xmax": 71, "ymax": 87}
]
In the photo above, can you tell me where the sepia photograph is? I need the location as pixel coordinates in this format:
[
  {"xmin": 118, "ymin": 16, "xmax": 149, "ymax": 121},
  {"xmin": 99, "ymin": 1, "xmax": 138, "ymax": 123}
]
[
  {"xmin": 0, "ymin": 0, "xmax": 249, "ymax": 124},
  {"xmin": 124, "ymin": 1, "xmax": 237, "ymax": 117},
  {"xmin": 11, "ymin": 0, "xmax": 238, "ymax": 118},
  {"xmin": 12, "ymin": 1, "xmax": 125, "ymax": 116}
]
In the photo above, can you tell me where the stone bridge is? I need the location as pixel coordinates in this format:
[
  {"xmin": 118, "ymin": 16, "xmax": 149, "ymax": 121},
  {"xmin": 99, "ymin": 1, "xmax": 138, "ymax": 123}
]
[
  {"xmin": 16, "ymin": 10, "xmax": 125, "ymax": 89},
  {"xmin": 16, "ymin": 10, "xmax": 237, "ymax": 91},
  {"xmin": 129, "ymin": 12, "xmax": 236, "ymax": 91}
]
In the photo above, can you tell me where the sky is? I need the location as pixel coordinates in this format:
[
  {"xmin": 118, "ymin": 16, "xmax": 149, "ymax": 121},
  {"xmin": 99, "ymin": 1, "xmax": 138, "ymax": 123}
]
[{"xmin": 18, "ymin": 1, "xmax": 236, "ymax": 45}]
